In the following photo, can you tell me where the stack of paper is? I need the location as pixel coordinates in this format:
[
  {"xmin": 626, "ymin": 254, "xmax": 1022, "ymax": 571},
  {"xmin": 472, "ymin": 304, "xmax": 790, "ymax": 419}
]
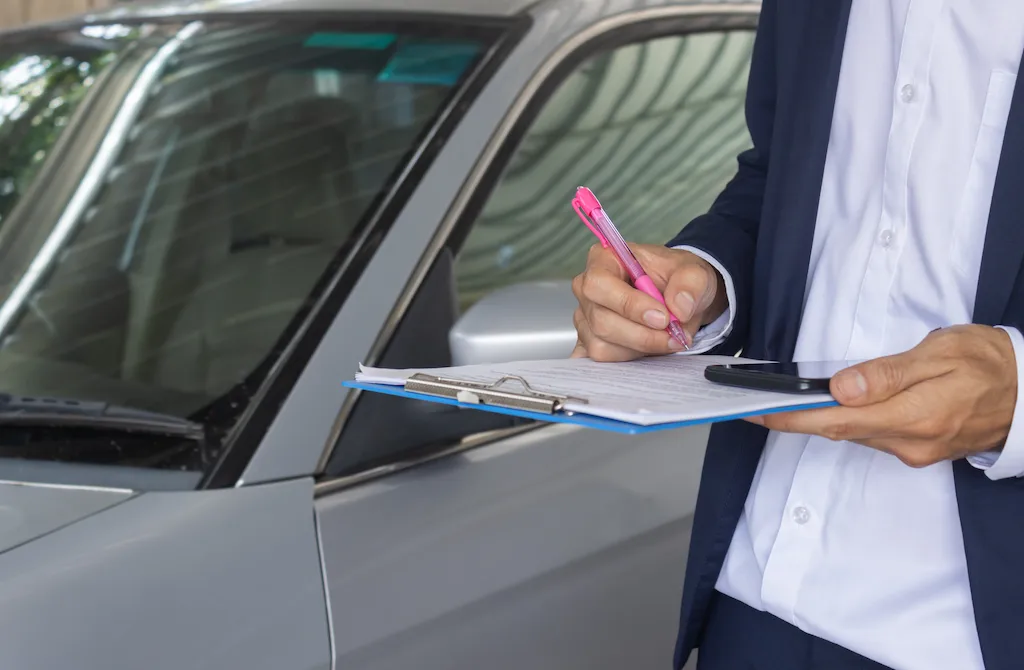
[{"xmin": 353, "ymin": 355, "xmax": 835, "ymax": 429}]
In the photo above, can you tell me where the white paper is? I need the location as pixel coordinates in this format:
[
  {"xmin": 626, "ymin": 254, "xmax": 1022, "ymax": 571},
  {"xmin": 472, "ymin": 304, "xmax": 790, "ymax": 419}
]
[{"xmin": 355, "ymin": 355, "xmax": 833, "ymax": 426}]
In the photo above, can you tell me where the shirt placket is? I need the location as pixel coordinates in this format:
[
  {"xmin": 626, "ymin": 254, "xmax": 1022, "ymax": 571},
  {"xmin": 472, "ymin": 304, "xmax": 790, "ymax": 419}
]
[
  {"xmin": 846, "ymin": 0, "xmax": 945, "ymax": 360},
  {"xmin": 758, "ymin": 0, "xmax": 947, "ymax": 626}
]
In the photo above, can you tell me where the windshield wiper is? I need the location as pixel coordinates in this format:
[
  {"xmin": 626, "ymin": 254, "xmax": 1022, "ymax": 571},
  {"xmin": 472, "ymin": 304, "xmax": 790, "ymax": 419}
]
[{"xmin": 0, "ymin": 394, "xmax": 205, "ymax": 441}]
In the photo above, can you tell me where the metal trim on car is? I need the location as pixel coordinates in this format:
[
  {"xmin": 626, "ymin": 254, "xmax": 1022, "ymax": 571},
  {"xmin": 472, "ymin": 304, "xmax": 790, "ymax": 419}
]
[
  {"xmin": 0, "ymin": 479, "xmax": 135, "ymax": 495},
  {"xmin": 312, "ymin": 508, "xmax": 337, "ymax": 670},
  {"xmin": 314, "ymin": 2, "xmax": 760, "ymax": 490},
  {"xmin": 314, "ymin": 423, "xmax": 541, "ymax": 496}
]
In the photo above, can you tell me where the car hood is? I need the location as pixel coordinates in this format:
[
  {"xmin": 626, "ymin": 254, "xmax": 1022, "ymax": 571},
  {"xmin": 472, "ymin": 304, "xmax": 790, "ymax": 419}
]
[{"xmin": 0, "ymin": 481, "xmax": 133, "ymax": 554}]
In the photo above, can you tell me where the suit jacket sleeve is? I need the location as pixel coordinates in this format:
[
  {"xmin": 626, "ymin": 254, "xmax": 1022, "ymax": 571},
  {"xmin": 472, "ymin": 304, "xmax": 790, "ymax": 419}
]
[{"xmin": 665, "ymin": 0, "xmax": 777, "ymax": 355}]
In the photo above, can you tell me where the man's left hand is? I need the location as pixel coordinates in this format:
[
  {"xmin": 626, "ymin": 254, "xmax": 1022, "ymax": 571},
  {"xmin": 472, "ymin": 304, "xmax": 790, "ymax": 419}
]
[{"xmin": 747, "ymin": 326, "xmax": 1018, "ymax": 467}]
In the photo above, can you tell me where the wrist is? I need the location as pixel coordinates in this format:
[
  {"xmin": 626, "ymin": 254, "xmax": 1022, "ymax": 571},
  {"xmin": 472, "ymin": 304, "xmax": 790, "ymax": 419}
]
[{"xmin": 705, "ymin": 268, "xmax": 728, "ymax": 325}]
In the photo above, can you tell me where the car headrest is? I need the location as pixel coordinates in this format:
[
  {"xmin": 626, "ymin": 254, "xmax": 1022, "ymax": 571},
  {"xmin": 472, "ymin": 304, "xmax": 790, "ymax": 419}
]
[{"xmin": 228, "ymin": 95, "xmax": 361, "ymax": 248}]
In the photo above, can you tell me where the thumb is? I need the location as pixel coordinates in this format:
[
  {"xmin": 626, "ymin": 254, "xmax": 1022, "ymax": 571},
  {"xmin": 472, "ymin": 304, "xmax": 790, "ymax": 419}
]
[
  {"xmin": 663, "ymin": 262, "xmax": 719, "ymax": 324},
  {"xmin": 830, "ymin": 352, "xmax": 938, "ymax": 406}
]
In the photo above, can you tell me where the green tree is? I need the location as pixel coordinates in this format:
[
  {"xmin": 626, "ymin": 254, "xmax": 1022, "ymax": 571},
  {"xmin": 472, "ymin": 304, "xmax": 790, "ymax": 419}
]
[{"xmin": 0, "ymin": 50, "xmax": 112, "ymax": 224}]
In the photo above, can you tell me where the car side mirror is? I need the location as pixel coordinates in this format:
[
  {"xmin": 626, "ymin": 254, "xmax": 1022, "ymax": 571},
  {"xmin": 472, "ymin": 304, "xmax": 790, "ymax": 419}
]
[{"xmin": 449, "ymin": 280, "xmax": 578, "ymax": 366}]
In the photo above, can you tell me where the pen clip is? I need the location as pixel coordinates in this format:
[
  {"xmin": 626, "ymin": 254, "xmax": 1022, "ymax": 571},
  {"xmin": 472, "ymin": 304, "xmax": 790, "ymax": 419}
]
[{"xmin": 572, "ymin": 196, "xmax": 609, "ymax": 247}]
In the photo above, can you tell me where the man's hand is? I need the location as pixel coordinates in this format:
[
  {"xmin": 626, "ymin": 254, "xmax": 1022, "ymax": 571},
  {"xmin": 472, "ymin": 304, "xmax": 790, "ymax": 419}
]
[
  {"xmin": 748, "ymin": 326, "xmax": 1018, "ymax": 467},
  {"xmin": 571, "ymin": 244, "xmax": 728, "ymax": 361}
]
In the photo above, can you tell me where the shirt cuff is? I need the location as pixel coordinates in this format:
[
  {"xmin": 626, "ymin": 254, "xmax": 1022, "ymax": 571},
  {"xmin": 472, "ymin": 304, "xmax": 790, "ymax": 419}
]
[
  {"xmin": 966, "ymin": 325, "xmax": 1024, "ymax": 480},
  {"xmin": 671, "ymin": 245, "xmax": 736, "ymax": 354}
]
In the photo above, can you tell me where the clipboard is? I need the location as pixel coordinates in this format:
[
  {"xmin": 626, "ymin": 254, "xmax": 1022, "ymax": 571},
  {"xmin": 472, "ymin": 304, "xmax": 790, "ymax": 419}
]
[{"xmin": 343, "ymin": 372, "xmax": 838, "ymax": 436}]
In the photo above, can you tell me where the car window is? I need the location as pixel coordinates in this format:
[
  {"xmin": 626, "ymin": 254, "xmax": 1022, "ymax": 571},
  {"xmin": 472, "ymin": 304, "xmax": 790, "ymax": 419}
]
[
  {"xmin": 0, "ymin": 20, "xmax": 497, "ymax": 485},
  {"xmin": 328, "ymin": 25, "xmax": 756, "ymax": 478},
  {"xmin": 454, "ymin": 29, "xmax": 755, "ymax": 310}
]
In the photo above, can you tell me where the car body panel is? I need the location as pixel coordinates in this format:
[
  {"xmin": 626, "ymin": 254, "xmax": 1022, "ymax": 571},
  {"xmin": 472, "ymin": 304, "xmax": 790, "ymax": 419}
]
[
  {"xmin": 0, "ymin": 459, "xmax": 202, "ymax": 491},
  {"xmin": 317, "ymin": 422, "xmax": 708, "ymax": 669},
  {"xmin": 0, "ymin": 480, "xmax": 133, "ymax": 553},
  {"xmin": 78, "ymin": 0, "xmax": 541, "ymax": 22},
  {"xmin": 73, "ymin": 0, "xmax": 752, "ymax": 24},
  {"xmin": 0, "ymin": 478, "xmax": 330, "ymax": 670}
]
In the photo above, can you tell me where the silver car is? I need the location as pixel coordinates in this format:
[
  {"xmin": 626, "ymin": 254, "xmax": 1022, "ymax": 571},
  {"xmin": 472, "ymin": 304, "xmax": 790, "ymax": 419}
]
[{"xmin": 0, "ymin": 0, "xmax": 755, "ymax": 667}]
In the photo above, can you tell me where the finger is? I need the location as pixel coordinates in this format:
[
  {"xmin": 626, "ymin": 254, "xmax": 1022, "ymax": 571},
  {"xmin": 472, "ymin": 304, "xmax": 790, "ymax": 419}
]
[
  {"xmin": 586, "ymin": 243, "xmax": 628, "ymax": 280},
  {"xmin": 742, "ymin": 430, "xmax": 955, "ymax": 468},
  {"xmin": 681, "ymin": 314, "xmax": 704, "ymax": 348},
  {"xmin": 585, "ymin": 303, "xmax": 683, "ymax": 355},
  {"xmin": 854, "ymin": 437, "xmax": 952, "ymax": 469},
  {"xmin": 755, "ymin": 406, "xmax": 841, "ymax": 436},
  {"xmin": 577, "ymin": 267, "xmax": 675, "ymax": 331},
  {"xmin": 663, "ymin": 262, "xmax": 719, "ymax": 325},
  {"xmin": 830, "ymin": 350, "xmax": 955, "ymax": 406},
  {"xmin": 756, "ymin": 392, "xmax": 932, "ymax": 442},
  {"xmin": 573, "ymin": 307, "xmax": 645, "ymax": 362},
  {"xmin": 742, "ymin": 418, "xmax": 943, "ymax": 465},
  {"xmin": 570, "ymin": 340, "xmax": 587, "ymax": 359}
]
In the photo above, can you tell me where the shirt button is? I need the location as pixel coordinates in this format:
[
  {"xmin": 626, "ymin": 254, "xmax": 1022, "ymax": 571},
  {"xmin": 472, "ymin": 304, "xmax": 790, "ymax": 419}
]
[
  {"xmin": 792, "ymin": 506, "xmax": 811, "ymax": 525},
  {"xmin": 900, "ymin": 84, "xmax": 915, "ymax": 103},
  {"xmin": 878, "ymin": 229, "xmax": 895, "ymax": 248}
]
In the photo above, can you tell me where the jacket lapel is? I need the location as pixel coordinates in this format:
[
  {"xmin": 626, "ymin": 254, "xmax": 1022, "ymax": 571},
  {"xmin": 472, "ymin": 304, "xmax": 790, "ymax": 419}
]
[
  {"xmin": 973, "ymin": 61, "xmax": 1024, "ymax": 326},
  {"xmin": 955, "ymin": 46, "xmax": 1024, "ymax": 670}
]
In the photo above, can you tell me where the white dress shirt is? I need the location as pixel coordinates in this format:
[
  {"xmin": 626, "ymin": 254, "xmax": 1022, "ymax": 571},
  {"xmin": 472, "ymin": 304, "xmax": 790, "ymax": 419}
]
[{"xmin": 676, "ymin": 2, "xmax": 1024, "ymax": 669}]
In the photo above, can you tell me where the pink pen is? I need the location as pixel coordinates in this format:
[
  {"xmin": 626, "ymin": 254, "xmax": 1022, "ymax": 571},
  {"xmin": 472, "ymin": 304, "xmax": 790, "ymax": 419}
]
[{"xmin": 572, "ymin": 186, "xmax": 690, "ymax": 350}]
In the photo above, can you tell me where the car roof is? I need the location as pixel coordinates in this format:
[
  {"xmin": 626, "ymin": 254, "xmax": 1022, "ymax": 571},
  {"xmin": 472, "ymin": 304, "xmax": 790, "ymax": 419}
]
[
  {"xmin": 83, "ymin": 0, "xmax": 543, "ymax": 20},
  {"xmin": 78, "ymin": 0, "xmax": 751, "ymax": 22}
]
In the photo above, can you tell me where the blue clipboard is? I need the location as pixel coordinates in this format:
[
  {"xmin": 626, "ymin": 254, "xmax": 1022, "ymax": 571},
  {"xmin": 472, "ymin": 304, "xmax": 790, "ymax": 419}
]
[{"xmin": 343, "ymin": 380, "xmax": 838, "ymax": 436}]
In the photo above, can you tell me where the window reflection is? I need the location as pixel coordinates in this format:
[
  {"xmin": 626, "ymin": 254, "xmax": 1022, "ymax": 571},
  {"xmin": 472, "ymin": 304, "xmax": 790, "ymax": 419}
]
[
  {"xmin": 0, "ymin": 50, "xmax": 112, "ymax": 224},
  {"xmin": 454, "ymin": 30, "xmax": 756, "ymax": 311}
]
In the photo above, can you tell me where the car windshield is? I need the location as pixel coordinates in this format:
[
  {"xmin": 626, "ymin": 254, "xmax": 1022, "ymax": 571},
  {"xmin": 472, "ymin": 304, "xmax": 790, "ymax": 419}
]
[{"xmin": 0, "ymin": 18, "xmax": 494, "ymax": 484}]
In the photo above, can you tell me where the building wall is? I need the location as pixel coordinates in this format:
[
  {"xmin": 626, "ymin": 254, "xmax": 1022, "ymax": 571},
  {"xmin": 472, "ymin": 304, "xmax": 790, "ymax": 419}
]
[{"xmin": 1, "ymin": 0, "xmax": 111, "ymax": 29}]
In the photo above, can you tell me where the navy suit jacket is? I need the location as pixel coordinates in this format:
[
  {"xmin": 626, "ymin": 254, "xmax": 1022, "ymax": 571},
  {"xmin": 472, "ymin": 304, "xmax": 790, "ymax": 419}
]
[{"xmin": 667, "ymin": 1, "xmax": 1024, "ymax": 668}]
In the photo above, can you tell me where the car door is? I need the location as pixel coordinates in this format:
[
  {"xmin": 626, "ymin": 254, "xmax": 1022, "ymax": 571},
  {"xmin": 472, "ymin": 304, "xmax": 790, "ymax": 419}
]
[{"xmin": 313, "ymin": 5, "xmax": 757, "ymax": 670}]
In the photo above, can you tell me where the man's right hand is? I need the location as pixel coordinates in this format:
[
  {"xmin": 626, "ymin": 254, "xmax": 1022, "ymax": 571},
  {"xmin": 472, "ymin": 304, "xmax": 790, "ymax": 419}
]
[{"xmin": 571, "ymin": 244, "xmax": 728, "ymax": 362}]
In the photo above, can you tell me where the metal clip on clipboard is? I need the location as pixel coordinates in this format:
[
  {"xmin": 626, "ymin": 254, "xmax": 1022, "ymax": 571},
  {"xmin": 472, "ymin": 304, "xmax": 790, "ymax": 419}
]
[{"xmin": 404, "ymin": 374, "xmax": 589, "ymax": 415}]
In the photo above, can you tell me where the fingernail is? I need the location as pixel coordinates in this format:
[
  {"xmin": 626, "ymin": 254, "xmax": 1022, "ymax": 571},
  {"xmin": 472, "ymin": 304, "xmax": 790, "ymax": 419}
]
[
  {"xmin": 643, "ymin": 310, "xmax": 668, "ymax": 329},
  {"xmin": 675, "ymin": 292, "xmax": 695, "ymax": 321},
  {"xmin": 835, "ymin": 370, "xmax": 868, "ymax": 399},
  {"xmin": 668, "ymin": 337, "xmax": 684, "ymax": 351}
]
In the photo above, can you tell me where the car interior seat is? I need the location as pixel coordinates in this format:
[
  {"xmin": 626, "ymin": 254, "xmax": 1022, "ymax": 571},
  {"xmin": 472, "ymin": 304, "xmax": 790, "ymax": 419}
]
[{"xmin": 149, "ymin": 90, "xmax": 362, "ymax": 399}]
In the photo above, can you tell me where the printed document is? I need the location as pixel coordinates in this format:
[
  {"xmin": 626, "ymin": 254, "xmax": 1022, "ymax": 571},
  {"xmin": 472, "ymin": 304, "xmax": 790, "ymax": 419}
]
[{"xmin": 355, "ymin": 355, "xmax": 834, "ymax": 426}]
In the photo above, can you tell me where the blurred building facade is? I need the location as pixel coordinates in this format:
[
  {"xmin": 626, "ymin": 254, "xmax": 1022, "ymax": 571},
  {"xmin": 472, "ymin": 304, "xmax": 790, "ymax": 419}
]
[{"xmin": 1, "ymin": 0, "xmax": 111, "ymax": 29}]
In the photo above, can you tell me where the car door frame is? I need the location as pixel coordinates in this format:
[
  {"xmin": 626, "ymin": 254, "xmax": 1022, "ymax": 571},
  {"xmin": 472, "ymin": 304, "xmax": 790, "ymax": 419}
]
[{"xmin": 305, "ymin": 0, "xmax": 760, "ymax": 492}]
